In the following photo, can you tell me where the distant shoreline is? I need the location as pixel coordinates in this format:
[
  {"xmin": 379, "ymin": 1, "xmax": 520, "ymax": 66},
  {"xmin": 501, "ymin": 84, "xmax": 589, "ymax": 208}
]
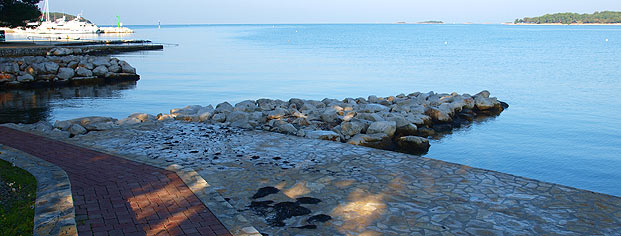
[{"xmin": 505, "ymin": 23, "xmax": 621, "ymax": 26}]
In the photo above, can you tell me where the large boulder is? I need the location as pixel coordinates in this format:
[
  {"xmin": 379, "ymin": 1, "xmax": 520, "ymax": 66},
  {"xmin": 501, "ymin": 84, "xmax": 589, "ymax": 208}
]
[
  {"xmin": 215, "ymin": 102, "xmax": 234, "ymax": 114},
  {"xmin": 425, "ymin": 107, "xmax": 452, "ymax": 123},
  {"xmin": 320, "ymin": 108, "xmax": 339, "ymax": 123},
  {"xmin": 305, "ymin": 130, "xmax": 340, "ymax": 141},
  {"xmin": 17, "ymin": 74, "xmax": 34, "ymax": 82},
  {"xmin": 42, "ymin": 62, "xmax": 59, "ymax": 74},
  {"xmin": 347, "ymin": 133, "xmax": 391, "ymax": 149},
  {"xmin": 84, "ymin": 122, "xmax": 116, "ymax": 131},
  {"xmin": 75, "ymin": 67, "xmax": 93, "ymax": 77},
  {"xmin": 276, "ymin": 123, "xmax": 298, "ymax": 134},
  {"xmin": 339, "ymin": 121, "xmax": 365, "ymax": 137},
  {"xmin": 92, "ymin": 57, "xmax": 111, "ymax": 67},
  {"xmin": 355, "ymin": 113, "xmax": 384, "ymax": 122},
  {"xmin": 0, "ymin": 62, "xmax": 19, "ymax": 73},
  {"xmin": 119, "ymin": 61, "xmax": 136, "ymax": 74},
  {"xmin": 234, "ymin": 100, "xmax": 257, "ymax": 112},
  {"xmin": 68, "ymin": 124, "xmax": 87, "ymax": 136},
  {"xmin": 367, "ymin": 121, "xmax": 397, "ymax": 137},
  {"xmin": 226, "ymin": 111, "xmax": 248, "ymax": 123},
  {"xmin": 396, "ymin": 136, "xmax": 430, "ymax": 154},
  {"xmin": 358, "ymin": 104, "xmax": 390, "ymax": 113},
  {"xmin": 57, "ymin": 68, "xmax": 75, "ymax": 80},
  {"xmin": 92, "ymin": 65, "xmax": 108, "ymax": 77},
  {"xmin": 266, "ymin": 107, "xmax": 288, "ymax": 120}
]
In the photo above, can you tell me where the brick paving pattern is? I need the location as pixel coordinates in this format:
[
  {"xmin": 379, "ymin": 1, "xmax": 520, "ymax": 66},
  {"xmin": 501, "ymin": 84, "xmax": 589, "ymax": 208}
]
[{"xmin": 0, "ymin": 127, "xmax": 231, "ymax": 236}]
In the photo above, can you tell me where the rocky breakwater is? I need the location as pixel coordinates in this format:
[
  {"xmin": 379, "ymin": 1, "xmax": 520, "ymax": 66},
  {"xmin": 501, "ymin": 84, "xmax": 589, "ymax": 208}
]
[
  {"xmin": 50, "ymin": 91, "xmax": 507, "ymax": 155},
  {"xmin": 0, "ymin": 55, "xmax": 138, "ymax": 89}
]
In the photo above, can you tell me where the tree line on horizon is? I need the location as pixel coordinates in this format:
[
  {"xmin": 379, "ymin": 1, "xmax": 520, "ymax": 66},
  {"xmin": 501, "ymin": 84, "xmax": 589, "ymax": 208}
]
[
  {"xmin": 0, "ymin": 0, "xmax": 41, "ymax": 28},
  {"xmin": 515, "ymin": 11, "xmax": 621, "ymax": 24}
]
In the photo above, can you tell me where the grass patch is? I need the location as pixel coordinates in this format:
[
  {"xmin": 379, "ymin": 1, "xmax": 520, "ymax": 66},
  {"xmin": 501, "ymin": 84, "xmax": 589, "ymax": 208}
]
[{"xmin": 0, "ymin": 157, "xmax": 37, "ymax": 236}]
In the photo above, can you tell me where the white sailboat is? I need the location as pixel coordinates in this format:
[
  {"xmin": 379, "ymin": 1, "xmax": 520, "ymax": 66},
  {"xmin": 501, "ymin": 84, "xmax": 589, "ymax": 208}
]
[{"xmin": 27, "ymin": 0, "xmax": 100, "ymax": 34}]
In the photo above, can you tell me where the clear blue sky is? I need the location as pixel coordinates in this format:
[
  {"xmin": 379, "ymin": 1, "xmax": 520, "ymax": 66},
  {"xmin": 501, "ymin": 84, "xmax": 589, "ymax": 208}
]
[{"xmin": 43, "ymin": 0, "xmax": 619, "ymax": 25}]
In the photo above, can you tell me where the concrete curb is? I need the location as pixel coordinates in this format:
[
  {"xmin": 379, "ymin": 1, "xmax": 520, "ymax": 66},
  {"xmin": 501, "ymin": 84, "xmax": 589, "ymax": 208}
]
[{"xmin": 0, "ymin": 145, "xmax": 77, "ymax": 236}]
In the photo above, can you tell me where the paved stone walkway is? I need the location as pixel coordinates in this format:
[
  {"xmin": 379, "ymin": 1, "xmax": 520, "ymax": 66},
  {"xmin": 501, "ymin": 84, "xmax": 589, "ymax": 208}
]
[
  {"xmin": 48, "ymin": 121, "xmax": 621, "ymax": 236},
  {"xmin": 0, "ymin": 127, "xmax": 231, "ymax": 236}
]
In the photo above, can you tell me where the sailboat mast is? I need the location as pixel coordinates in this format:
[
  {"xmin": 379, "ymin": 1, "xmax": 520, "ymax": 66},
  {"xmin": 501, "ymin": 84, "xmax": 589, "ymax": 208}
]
[{"xmin": 42, "ymin": 0, "xmax": 50, "ymax": 22}]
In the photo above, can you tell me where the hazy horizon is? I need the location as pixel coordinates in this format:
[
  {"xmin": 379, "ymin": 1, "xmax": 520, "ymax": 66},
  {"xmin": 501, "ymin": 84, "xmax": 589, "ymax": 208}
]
[{"xmin": 41, "ymin": 0, "xmax": 619, "ymax": 25}]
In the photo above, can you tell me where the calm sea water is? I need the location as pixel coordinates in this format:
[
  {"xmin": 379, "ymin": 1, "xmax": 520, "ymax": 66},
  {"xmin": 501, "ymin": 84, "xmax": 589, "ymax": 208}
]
[{"xmin": 2, "ymin": 24, "xmax": 620, "ymax": 196}]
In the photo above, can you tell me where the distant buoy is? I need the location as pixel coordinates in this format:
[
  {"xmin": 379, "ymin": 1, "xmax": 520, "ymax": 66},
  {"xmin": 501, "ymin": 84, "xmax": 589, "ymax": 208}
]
[
  {"xmin": 605, "ymin": 38, "xmax": 609, "ymax": 42},
  {"xmin": 296, "ymin": 30, "xmax": 298, "ymax": 33},
  {"xmin": 444, "ymin": 41, "xmax": 448, "ymax": 45}
]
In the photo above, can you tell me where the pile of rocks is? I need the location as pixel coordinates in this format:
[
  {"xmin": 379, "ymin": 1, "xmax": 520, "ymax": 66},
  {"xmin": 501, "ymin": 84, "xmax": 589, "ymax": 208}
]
[
  {"xmin": 51, "ymin": 91, "xmax": 506, "ymax": 154},
  {"xmin": 159, "ymin": 91, "xmax": 507, "ymax": 154},
  {"xmin": 0, "ymin": 55, "xmax": 138, "ymax": 89}
]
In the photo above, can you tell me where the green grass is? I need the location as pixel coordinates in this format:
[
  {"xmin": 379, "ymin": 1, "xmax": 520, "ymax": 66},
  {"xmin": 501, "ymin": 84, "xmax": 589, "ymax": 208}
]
[{"xmin": 0, "ymin": 157, "xmax": 37, "ymax": 236}]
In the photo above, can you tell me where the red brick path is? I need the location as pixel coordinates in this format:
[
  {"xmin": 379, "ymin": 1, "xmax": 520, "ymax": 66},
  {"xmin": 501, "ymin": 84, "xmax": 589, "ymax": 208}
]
[{"xmin": 0, "ymin": 127, "xmax": 232, "ymax": 236}]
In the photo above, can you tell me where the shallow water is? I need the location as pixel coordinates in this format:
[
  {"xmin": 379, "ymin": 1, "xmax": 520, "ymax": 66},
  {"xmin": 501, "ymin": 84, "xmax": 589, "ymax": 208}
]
[{"xmin": 2, "ymin": 24, "xmax": 620, "ymax": 196}]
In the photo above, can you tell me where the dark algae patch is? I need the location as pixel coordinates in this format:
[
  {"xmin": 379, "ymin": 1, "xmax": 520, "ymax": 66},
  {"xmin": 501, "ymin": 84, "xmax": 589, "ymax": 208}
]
[
  {"xmin": 296, "ymin": 197, "xmax": 322, "ymax": 204},
  {"xmin": 307, "ymin": 214, "xmax": 332, "ymax": 224},
  {"xmin": 0, "ymin": 158, "xmax": 37, "ymax": 236},
  {"xmin": 252, "ymin": 186, "xmax": 280, "ymax": 199}
]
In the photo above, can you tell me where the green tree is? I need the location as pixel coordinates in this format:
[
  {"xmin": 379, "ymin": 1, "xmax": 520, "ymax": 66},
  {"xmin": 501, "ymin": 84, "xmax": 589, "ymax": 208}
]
[{"xmin": 0, "ymin": 0, "xmax": 41, "ymax": 28}]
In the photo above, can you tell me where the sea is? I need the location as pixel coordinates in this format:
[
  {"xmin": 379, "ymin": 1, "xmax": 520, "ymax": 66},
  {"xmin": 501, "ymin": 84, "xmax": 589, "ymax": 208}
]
[{"xmin": 2, "ymin": 24, "xmax": 620, "ymax": 196}]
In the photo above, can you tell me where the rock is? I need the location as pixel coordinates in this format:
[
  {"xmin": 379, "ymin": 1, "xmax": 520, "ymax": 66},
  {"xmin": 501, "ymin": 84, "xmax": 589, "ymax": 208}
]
[
  {"xmin": 17, "ymin": 74, "xmax": 34, "ymax": 82},
  {"xmin": 92, "ymin": 65, "xmax": 108, "ymax": 77},
  {"xmin": 0, "ymin": 62, "xmax": 19, "ymax": 73},
  {"xmin": 0, "ymin": 73, "xmax": 15, "ymax": 82},
  {"xmin": 355, "ymin": 113, "xmax": 384, "ymax": 122},
  {"xmin": 347, "ymin": 133, "xmax": 391, "ymax": 148},
  {"xmin": 57, "ymin": 68, "xmax": 75, "ymax": 80},
  {"xmin": 215, "ymin": 102, "xmax": 234, "ymax": 114},
  {"xmin": 211, "ymin": 113, "xmax": 226, "ymax": 123},
  {"xmin": 84, "ymin": 122, "xmax": 116, "ymax": 131},
  {"xmin": 425, "ymin": 107, "xmax": 452, "ymax": 123},
  {"xmin": 277, "ymin": 123, "xmax": 297, "ymax": 134},
  {"xmin": 396, "ymin": 136, "xmax": 430, "ymax": 154},
  {"xmin": 119, "ymin": 61, "xmax": 136, "ymax": 74},
  {"xmin": 92, "ymin": 57, "xmax": 111, "ymax": 67},
  {"xmin": 156, "ymin": 114, "xmax": 175, "ymax": 121},
  {"xmin": 339, "ymin": 121, "xmax": 364, "ymax": 137},
  {"xmin": 198, "ymin": 110, "xmax": 214, "ymax": 122},
  {"xmin": 231, "ymin": 120, "xmax": 253, "ymax": 129},
  {"xmin": 266, "ymin": 107, "xmax": 288, "ymax": 120},
  {"xmin": 305, "ymin": 130, "xmax": 340, "ymax": 141},
  {"xmin": 108, "ymin": 64, "xmax": 121, "ymax": 73},
  {"xmin": 54, "ymin": 120, "xmax": 73, "ymax": 131},
  {"xmin": 320, "ymin": 109, "xmax": 339, "ymax": 123},
  {"xmin": 68, "ymin": 124, "xmax": 87, "ymax": 135},
  {"xmin": 116, "ymin": 117, "xmax": 141, "ymax": 125},
  {"xmin": 129, "ymin": 113, "xmax": 156, "ymax": 122},
  {"xmin": 67, "ymin": 61, "xmax": 79, "ymax": 69},
  {"xmin": 226, "ymin": 111, "xmax": 248, "ymax": 123},
  {"xmin": 417, "ymin": 127, "xmax": 436, "ymax": 137},
  {"xmin": 42, "ymin": 62, "xmax": 59, "ymax": 74},
  {"xmin": 51, "ymin": 48, "xmax": 72, "ymax": 56},
  {"xmin": 358, "ymin": 104, "xmax": 390, "ymax": 113},
  {"xmin": 32, "ymin": 121, "xmax": 53, "ymax": 132},
  {"xmin": 367, "ymin": 121, "xmax": 397, "ymax": 136},
  {"xmin": 396, "ymin": 123, "xmax": 418, "ymax": 136},
  {"xmin": 234, "ymin": 100, "xmax": 257, "ymax": 112},
  {"xmin": 75, "ymin": 67, "xmax": 93, "ymax": 77}
]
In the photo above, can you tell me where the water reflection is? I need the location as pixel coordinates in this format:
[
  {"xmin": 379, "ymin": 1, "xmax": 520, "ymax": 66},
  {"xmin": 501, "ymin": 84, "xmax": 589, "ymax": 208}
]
[{"xmin": 0, "ymin": 82, "xmax": 136, "ymax": 124}]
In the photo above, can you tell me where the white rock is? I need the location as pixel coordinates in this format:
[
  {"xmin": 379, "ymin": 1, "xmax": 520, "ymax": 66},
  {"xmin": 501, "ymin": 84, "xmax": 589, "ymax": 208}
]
[{"xmin": 367, "ymin": 121, "xmax": 397, "ymax": 136}]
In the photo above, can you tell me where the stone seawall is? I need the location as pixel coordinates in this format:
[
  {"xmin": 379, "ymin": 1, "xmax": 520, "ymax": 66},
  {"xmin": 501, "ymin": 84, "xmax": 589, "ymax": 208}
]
[
  {"xmin": 0, "ymin": 44, "xmax": 163, "ymax": 57},
  {"xmin": 0, "ymin": 55, "xmax": 139, "ymax": 89},
  {"xmin": 49, "ymin": 91, "xmax": 508, "ymax": 154}
]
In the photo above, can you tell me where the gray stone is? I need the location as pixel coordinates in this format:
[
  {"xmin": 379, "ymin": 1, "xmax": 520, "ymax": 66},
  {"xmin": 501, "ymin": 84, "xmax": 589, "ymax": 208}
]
[
  {"xmin": 320, "ymin": 109, "xmax": 338, "ymax": 123},
  {"xmin": 234, "ymin": 100, "xmax": 258, "ymax": 112},
  {"xmin": 347, "ymin": 133, "xmax": 390, "ymax": 146},
  {"xmin": 396, "ymin": 136, "xmax": 430, "ymax": 154},
  {"xmin": 120, "ymin": 61, "xmax": 136, "ymax": 74},
  {"xmin": 57, "ymin": 68, "xmax": 75, "ymax": 80},
  {"xmin": 0, "ymin": 62, "xmax": 19, "ymax": 73},
  {"xmin": 42, "ymin": 62, "xmax": 59, "ymax": 74},
  {"xmin": 84, "ymin": 122, "xmax": 116, "ymax": 131},
  {"xmin": 116, "ymin": 117, "xmax": 142, "ymax": 125},
  {"xmin": 277, "ymin": 123, "xmax": 298, "ymax": 134},
  {"xmin": 92, "ymin": 66, "xmax": 108, "ymax": 77},
  {"xmin": 215, "ymin": 102, "xmax": 234, "ymax": 114},
  {"xmin": 356, "ymin": 113, "xmax": 384, "ymax": 122},
  {"xmin": 226, "ymin": 111, "xmax": 249, "ymax": 123},
  {"xmin": 305, "ymin": 130, "xmax": 340, "ymax": 141},
  {"xmin": 358, "ymin": 103, "xmax": 390, "ymax": 113},
  {"xmin": 367, "ymin": 121, "xmax": 397, "ymax": 136},
  {"xmin": 92, "ymin": 57, "xmax": 111, "ymax": 67},
  {"xmin": 425, "ymin": 107, "xmax": 452, "ymax": 123},
  {"xmin": 212, "ymin": 113, "xmax": 227, "ymax": 123},
  {"xmin": 74, "ymin": 67, "xmax": 93, "ymax": 77},
  {"xmin": 339, "ymin": 121, "xmax": 365, "ymax": 137},
  {"xmin": 68, "ymin": 124, "xmax": 87, "ymax": 135},
  {"xmin": 129, "ymin": 113, "xmax": 156, "ymax": 122},
  {"xmin": 266, "ymin": 108, "xmax": 288, "ymax": 120},
  {"xmin": 17, "ymin": 74, "xmax": 34, "ymax": 82},
  {"xmin": 108, "ymin": 64, "xmax": 121, "ymax": 73},
  {"xmin": 53, "ymin": 120, "xmax": 73, "ymax": 131},
  {"xmin": 396, "ymin": 123, "xmax": 418, "ymax": 136}
]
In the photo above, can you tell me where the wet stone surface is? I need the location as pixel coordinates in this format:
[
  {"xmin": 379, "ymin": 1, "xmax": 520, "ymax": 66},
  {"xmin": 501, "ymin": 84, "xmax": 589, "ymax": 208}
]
[{"xmin": 15, "ymin": 121, "xmax": 621, "ymax": 236}]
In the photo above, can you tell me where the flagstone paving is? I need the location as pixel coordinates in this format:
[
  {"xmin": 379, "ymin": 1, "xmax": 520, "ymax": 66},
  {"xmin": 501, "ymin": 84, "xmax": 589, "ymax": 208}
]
[
  {"xmin": 0, "ymin": 126, "xmax": 232, "ymax": 236},
  {"xmin": 11, "ymin": 121, "xmax": 621, "ymax": 235}
]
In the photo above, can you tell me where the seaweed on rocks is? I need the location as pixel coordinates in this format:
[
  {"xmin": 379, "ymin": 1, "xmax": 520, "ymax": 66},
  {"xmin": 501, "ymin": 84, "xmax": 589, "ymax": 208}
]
[
  {"xmin": 307, "ymin": 214, "xmax": 332, "ymax": 224},
  {"xmin": 296, "ymin": 197, "xmax": 322, "ymax": 205},
  {"xmin": 252, "ymin": 186, "xmax": 280, "ymax": 199}
]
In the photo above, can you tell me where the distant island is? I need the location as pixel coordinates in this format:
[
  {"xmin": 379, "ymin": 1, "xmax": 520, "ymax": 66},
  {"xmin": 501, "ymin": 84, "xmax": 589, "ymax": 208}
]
[
  {"xmin": 514, "ymin": 11, "xmax": 621, "ymax": 24},
  {"xmin": 418, "ymin": 21, "xmax": 444, "ymax": 24},
  {"xmin": 395, "ymin": 21, "xmax": 444, "ymax": 24}
]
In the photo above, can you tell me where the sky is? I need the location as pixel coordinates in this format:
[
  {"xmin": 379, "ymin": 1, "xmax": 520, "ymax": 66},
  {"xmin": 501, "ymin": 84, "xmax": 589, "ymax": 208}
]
[{"xmin": 42, "ymin": 0, "xmax": 620, "ymax": 25}]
